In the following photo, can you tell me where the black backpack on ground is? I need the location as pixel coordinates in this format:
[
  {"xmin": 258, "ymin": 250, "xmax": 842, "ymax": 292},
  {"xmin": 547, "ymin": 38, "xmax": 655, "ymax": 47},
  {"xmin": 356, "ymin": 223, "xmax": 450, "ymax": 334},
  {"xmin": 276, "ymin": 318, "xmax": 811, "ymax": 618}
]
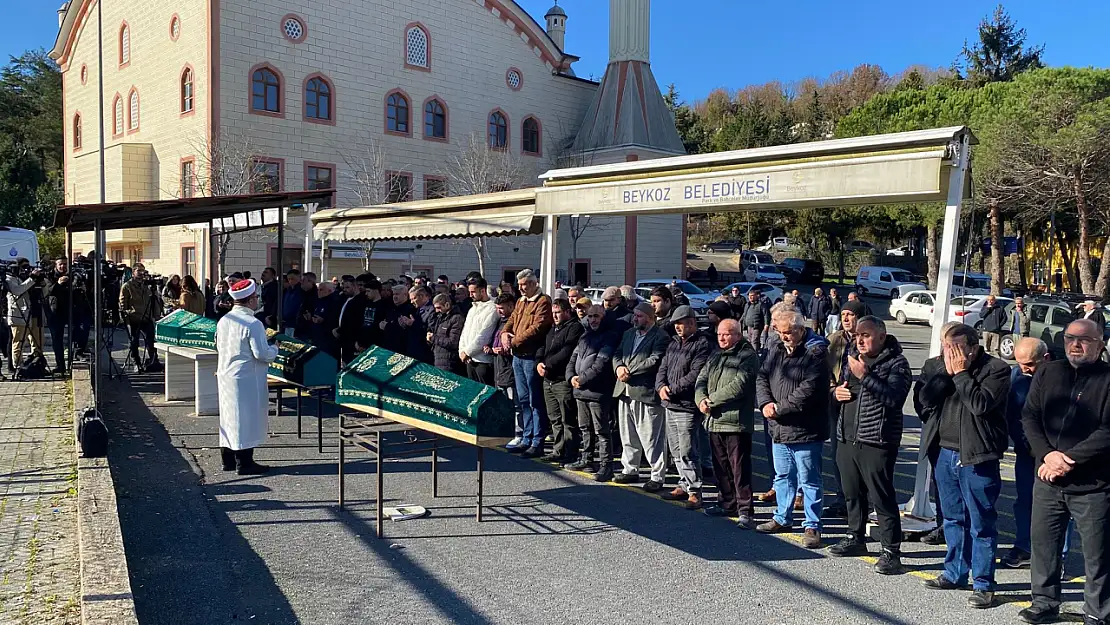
[
  {"xmin": 16, "ymin": 354, "xmax": 48, "ymax": 380},
  {"xmin": 77, "ymin": 408, "xmax": 109, "ymax": 457}
]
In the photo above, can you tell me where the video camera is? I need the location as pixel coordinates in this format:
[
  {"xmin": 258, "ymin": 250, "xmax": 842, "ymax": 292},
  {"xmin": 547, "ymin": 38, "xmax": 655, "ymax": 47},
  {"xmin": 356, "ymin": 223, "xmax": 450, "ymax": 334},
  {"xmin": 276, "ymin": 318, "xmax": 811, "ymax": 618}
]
[{"xmin": 70, "ymin": 258, "xmax": 121, "ymax": 288}]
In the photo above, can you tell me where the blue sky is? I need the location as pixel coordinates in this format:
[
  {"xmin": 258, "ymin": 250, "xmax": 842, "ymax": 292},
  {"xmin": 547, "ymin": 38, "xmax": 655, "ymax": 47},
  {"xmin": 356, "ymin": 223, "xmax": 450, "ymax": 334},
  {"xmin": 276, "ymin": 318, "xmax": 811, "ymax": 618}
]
[{"xmin": 6, "ymin": 1, "xmax": 1110, "ymax": 104}]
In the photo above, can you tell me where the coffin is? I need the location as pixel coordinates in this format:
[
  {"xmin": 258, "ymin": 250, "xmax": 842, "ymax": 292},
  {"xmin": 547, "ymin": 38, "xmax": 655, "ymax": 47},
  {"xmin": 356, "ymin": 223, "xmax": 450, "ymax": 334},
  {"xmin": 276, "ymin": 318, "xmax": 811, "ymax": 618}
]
[
  {"xmin": 155, "ymin": 310, "xmax": 216, "ymax": 351},
  {"xmin": 336, "ymin": 346, "xmax": 514, "ymax": 447},
  {"xmin": 268, "ymin": 333, "xmax": 338, "ymax": 388}
]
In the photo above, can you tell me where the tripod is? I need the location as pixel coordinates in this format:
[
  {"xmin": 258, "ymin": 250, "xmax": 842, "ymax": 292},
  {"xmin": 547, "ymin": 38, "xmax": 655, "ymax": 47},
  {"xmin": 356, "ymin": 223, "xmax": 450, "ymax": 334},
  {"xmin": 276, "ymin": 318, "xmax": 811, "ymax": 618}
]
[{"xmin": 119, "ymin": 283, "xmax": 161, "ymax": 375}]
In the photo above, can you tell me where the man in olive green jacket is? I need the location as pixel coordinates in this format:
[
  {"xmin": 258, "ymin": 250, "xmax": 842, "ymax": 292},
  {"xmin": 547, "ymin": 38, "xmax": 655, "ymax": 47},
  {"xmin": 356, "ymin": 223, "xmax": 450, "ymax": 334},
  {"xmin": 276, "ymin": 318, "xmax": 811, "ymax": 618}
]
[{"xmin": 696, "ymin": 318, "xmax": 761, "ymax": 527}]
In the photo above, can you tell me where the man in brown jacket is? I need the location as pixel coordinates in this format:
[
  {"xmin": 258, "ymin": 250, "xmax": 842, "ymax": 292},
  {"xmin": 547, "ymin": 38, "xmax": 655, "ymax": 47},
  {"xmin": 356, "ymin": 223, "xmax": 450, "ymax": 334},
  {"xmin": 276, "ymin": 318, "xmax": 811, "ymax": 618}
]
[
  {"xmin": 119, "ymin": 264, "xmax": 161, "ymax": 372},
  {"xmin": 500, "ymin": 269, "xmax": 554, "ymax": 456}
]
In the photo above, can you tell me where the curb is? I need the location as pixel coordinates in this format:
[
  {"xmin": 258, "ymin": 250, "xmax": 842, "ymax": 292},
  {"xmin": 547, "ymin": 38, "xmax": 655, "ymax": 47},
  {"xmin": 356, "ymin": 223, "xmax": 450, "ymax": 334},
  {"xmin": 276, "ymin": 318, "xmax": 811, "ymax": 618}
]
[{"xmin": 72, "ymin": 367, "xmax": 140, "ymax": 625}]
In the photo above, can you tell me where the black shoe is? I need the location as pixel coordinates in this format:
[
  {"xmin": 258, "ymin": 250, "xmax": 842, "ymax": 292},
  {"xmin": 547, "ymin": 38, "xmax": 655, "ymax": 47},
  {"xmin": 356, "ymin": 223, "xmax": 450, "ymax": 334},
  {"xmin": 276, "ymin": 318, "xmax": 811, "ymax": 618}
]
[
  {"xmin": 923, "ymin": 575, "xmax": 964, "ymax": 591},
  {"xmin": 1000, "ymin": 547, "xmax": 1031, "ymax": 569},
  {"xmin": 703, "ymin": 505, "xmax": 736, "ymax": 518},
  {"xmin": 564, "ymin": 456, "xmax": 591, "ymax": 471},
  {"xmin": 539, "ymin": 453, "xmax": 564, "ymax": 463},
  {"xmin": 642, "ymin": 480, "xmax": 663, "ymax": 493},
  {"xmin": 237, "ymin": 462, "xmax": 270, "ymax": 476},
  {"xmin": 220, "ymin": 447, "xmax": 236, "ymax": 472},
  {"xmin": 582, "ymin": 463, "xmax": 598, "ymax": 474},
  {"xmin": 921, "ymin": 526, "xmax": 945, "ymax": 545},
  {"xmin": 594, "ymin": 465, "xmax": 613, "ymax": 482},
  {"xmin": 828, "ymin": 536, "xmax": 868, "ymax": 557},
  {"xmin": 613, "ymin": 472, "xmax": 640, "ymax": 484},
  {"xmin": 52, "ymin": 366, "xmax": 68, "ymax": 376},
  {"xmin": 968, "ymin": 590, "xmax": 994, "ymax": 609},
  {"xmin": 1017, "ymin": 604, "xmax": 1060, "ymax": 624},
  {"xmin": 520, "ymin": 446, "xmax": 544, "ymax": 458},
  {"xmin": 822, "ymin": 503, "xmax": 848, "ymax": 518},
  {"xmin": 735, "ymin": 515, "xmax": 755, "ymax": 530},
  {"xmin": 874, "ymin": 549, "xmax": 905, "ymax": 575}
]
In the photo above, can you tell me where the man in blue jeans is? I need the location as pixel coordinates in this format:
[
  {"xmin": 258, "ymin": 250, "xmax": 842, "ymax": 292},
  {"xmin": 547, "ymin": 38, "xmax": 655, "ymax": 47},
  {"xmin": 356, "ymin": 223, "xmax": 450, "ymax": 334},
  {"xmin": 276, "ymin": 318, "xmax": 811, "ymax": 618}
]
[
  {"xmin": 500, "ymin": 269, "xmax": 553, "ymax": 457},
  {"xmin": 918, "ymin": 323, "xmax": 1011, "ymax": 609},
  {"xmin": 754, "ymin": 308, "xmax": 830, "ymax": 549}
]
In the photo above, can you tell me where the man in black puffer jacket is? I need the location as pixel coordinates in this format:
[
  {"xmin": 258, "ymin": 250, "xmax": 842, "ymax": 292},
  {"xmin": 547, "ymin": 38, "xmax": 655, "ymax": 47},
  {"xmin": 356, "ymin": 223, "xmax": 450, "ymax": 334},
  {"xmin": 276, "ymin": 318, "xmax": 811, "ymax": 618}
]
[
  {"xmin": 755, "ymin": 308, "xmax": 830, "ymax": 549},
  {"xmin": 567, "ymin": 305, "xmax": 618, "ymax": 481},
  {"xmin": 428, "ymin": 293, "xmax": 464, "ymax": 376},
  {"xmin": 827, "ymin": 316, "xmax": 912, "ymax": 575},
  {"xmin": 655, "ymin": 306, "xmax": 712, "ymax": 508},
  {"xmin": 536, "ymin": 298, "xmax": 584, "ymax": 464}
]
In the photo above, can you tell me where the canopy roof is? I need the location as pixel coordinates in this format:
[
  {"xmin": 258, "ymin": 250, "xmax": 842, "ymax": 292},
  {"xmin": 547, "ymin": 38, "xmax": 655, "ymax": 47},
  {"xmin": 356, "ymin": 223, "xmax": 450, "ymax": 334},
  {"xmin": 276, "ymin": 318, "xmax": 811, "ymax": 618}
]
[
  {"xmin": 53, "ymin": 190, "xmax": 333, "ymax": 232},
  {"xmin": 312, "ymin": 188, "xmax": 540, "ymax": 242}
]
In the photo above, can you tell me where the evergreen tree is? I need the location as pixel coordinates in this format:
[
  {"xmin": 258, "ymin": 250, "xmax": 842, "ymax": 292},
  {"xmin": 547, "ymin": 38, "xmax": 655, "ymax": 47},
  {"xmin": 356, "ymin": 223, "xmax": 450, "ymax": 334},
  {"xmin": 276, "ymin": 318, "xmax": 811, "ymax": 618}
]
[{"xmin": 956, "ymin": 4, "xmax": 1044, "ymax": 86}]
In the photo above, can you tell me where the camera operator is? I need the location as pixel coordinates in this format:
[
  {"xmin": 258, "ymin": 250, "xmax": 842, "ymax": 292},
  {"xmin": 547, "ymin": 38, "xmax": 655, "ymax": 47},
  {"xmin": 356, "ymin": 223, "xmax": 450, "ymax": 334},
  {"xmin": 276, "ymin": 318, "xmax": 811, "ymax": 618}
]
[
  {"xmin": 119, "ymin": 264, "xmax": 160, "ymax": 372},
  {"xmin": 44, "ymin": 257, "xmax": 91, "ymax": 375},
  {"xmin": 4, "ymin": 258, "xmax": 48, "ymax": 371}
]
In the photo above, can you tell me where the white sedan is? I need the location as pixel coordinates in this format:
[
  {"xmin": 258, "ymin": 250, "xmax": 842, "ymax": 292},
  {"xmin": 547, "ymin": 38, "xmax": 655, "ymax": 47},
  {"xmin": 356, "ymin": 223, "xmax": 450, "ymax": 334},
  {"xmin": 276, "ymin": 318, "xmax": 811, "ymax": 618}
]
[
  {"xmin": 722, "ymin": 282, "xmax": 784, "ymax": 305},
  {"xmin": 889, "ymin": 290, "xmax": 937, "ymax": 325},
  {"xmin": 743, "ymin": 263, "xmax": 787, "ymax": 286}
]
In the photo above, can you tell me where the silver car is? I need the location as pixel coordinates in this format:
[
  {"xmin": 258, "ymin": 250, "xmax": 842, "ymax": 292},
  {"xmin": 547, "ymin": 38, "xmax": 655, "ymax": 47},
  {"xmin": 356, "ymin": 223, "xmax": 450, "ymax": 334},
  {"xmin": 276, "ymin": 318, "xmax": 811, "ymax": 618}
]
[{"xmin": 949, "ymin": 295, "xmax": 1013, "ymax": 330}]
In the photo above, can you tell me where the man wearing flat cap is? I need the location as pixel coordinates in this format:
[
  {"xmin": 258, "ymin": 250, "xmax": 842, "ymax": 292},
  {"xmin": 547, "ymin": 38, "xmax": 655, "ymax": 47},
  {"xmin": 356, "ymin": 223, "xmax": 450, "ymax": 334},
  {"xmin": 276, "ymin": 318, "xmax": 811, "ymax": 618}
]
[{"xmin": 216, "ymin": 279, "xmax": 279, "ymax": 475}]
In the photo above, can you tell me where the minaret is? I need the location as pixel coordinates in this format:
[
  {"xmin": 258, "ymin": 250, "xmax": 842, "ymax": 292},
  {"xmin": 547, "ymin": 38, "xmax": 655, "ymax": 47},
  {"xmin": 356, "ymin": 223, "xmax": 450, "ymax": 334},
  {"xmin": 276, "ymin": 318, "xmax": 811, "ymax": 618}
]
[
  {"xmin": 545, "ymin": 2, "xmax": 567, "ymax": 51},
  {"xmin": 609, "ymin": 0, "xmax": 649, "ymax": 63}
]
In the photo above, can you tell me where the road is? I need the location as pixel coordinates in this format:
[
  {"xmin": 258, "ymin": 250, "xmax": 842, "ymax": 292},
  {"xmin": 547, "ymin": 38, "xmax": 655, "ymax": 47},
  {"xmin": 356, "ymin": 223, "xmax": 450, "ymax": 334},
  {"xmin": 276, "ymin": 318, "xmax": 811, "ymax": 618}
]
[{"xmin": 98, "ymin": 311, "xmax": 1075, "ymax": 625}]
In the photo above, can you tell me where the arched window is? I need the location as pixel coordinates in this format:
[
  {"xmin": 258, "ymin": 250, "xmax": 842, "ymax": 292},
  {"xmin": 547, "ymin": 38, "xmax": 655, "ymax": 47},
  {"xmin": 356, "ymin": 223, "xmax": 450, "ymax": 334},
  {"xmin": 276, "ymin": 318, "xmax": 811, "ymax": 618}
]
[
  {"xmin": 73, "ymin": 114, "xmax": 82, "ymax": 150},
  {"xmin": 113, "ymin": 95, "xmax": 124, "ymax": 136},
  {"xmin": 119, "ymin": 24, "xmax": 131, "ymax": 66},
  {"xmin": 386, "ymin": 92, "xmax": 409, "ymax": 134},
  {"xmin": 405, "ymin": 25, "xmax": 429, "ymax": 68},
  {"xmin": 423, "ymin": 98, "xmax": 446, "ymax": 139},
  {"xmin": 522, "ymin": 117, "xmax": 540, "ymax": 155},
  {"xmin": 305, "ymin": 76, "xmax": 331, "ymax": 121},
  {"xmin": 251, "ymin": 66, "xmax": 281, "ymax": 113},
  {"xmin": 181, "ymin": 67, "xmax": 194, "ymax": 113},
  {"xmin": 128, "ymin": 89, "xmax": 140, "ymax": 131},
  {"xmin": 488, "ymin": 110, "xmax": 508, "ymax": 149}
]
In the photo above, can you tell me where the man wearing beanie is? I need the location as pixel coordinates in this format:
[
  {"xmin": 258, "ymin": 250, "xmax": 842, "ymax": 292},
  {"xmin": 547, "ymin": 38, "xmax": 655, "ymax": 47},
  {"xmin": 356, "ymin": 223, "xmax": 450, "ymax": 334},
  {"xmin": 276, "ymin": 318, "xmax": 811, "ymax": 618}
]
[
  {"xmin": 216, "ymin": 279, "xmax": 279, "ymax": 475},
  {"xmin": 708, "ymin": 301, "xmax": 733, "ymax": 333}
]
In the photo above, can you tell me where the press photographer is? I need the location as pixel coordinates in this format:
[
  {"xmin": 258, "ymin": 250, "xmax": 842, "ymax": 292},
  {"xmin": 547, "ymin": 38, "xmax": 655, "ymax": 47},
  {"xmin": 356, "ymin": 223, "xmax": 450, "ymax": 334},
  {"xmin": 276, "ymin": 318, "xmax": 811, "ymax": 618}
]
[
  {"xmin": 119, "ymin": 263, "xmax": 162, "ymax": 372},
  {"xmin": 44, "ymin": 257, "xmax": 92, "ymax": 375},
  {"xmin": 3, "ymin": 258, "xmax": 48, "ymax": 374}
]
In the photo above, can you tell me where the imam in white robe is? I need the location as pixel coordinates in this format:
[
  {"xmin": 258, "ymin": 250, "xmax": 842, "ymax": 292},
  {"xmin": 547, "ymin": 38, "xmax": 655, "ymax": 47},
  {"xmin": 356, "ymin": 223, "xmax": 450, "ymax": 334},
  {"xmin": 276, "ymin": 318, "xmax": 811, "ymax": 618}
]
[{"xmin": 216, "ymin": 305, "xmax": 278, "ymax": 450}]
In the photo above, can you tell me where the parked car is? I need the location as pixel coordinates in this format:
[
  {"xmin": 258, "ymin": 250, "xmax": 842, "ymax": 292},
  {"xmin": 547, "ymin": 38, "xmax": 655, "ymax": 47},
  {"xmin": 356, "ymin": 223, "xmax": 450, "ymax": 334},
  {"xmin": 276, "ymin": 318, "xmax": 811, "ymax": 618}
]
[
  {"xmin": 949, "ymin": 271, "xmax": 1014, "ymax": 297},
  {"xmin": 948, "ymin": 295, "xmax": 1014, "ymax": 330},
  {"xmin": 780, "ymin": 258, "xmax": 825, "ymax": 284},
  {"xmin": 886, "ymin": 245, "xmax": 912, "ymax": 257},
  {"xmin": 756, "ymin": 236, "xmax": 792, "ymax": 251},
  {"xmin": 845, "ymin": 239, "xmax": 878, "ymax": 253},
  {"xmin": 889, "ymin": 290, "xmax": 937, "ymax": 326},
  {"xmin": 722, "ymin": 282, "xmax": 784, "ymax": 305},
  {"xmin": 1017, "ymin": 298, "xmax": 1082, "ymax": 360},
  {"xmin": 700, "ymin": 239, "xmax": 743, "ymax": 253},
  {"xmin": 583, "ymin": 287, "xmax": 607, "ymax": 304},
  {"xmin": 740, "ymin": 249, "xmax": 775, "ymax": 270},
  {"xmin": 855, "ymin": 265, "xmax": 927, "ymax": 299},
  {"xmin": 743, "ymin": 263, "xmax": 787, "ymax": 286},
  {"xmin": 635, "ymin": 279, "xmax": 717, "ymax": 322}
]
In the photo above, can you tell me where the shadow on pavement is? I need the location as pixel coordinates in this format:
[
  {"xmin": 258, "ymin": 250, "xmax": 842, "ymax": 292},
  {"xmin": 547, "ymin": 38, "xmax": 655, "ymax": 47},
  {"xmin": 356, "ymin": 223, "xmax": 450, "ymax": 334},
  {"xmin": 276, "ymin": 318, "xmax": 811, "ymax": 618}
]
[{"xmin": 102, "ymin": 376, "xmax": 301, "ymax": 625}]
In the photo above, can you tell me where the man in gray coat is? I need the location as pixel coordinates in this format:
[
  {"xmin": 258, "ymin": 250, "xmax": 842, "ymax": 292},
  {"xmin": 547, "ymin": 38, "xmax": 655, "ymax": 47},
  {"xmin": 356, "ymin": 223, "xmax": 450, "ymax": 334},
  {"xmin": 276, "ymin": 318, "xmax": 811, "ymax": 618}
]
[{"xmin": 612, "ymin": 303, "xmax": 670, "ymax": 492}]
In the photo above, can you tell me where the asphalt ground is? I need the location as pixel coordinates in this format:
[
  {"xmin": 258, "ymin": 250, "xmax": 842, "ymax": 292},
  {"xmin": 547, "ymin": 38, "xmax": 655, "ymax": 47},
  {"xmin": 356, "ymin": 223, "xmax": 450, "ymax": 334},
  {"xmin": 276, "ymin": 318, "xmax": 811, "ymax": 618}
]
[{"xmin": 97, "ymin": 298, "xmax": 1090, "ymax": 625}]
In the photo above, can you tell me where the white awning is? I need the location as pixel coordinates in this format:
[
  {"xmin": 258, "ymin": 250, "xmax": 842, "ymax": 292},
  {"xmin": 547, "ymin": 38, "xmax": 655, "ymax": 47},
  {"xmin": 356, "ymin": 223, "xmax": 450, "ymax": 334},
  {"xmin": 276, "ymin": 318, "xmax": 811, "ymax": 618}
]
[{"xmin": 312, "ymin": 189, "xmax": 540, "ymax": 242}]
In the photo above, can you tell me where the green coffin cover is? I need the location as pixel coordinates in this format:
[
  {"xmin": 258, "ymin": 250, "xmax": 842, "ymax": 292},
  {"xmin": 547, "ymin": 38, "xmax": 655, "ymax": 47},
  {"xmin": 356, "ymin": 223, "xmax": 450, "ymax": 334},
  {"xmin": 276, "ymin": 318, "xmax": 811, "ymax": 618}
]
[
  {"xmin": 155, "ymin": 309, "xmax": 199, "ymax": 346},
  {"xmin": 269, "ymin": 333, "xmax": 338, "ymax": 388},
  {"xmin": 336, "ymin": 346, "xmax": 514, "ymax": 441}
]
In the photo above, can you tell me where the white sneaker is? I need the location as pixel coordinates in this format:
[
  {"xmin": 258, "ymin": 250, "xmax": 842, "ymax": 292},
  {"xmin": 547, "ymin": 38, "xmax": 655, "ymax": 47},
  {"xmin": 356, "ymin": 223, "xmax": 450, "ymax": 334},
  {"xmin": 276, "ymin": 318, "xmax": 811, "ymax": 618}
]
[{"xmin": 506, "ymin": 437, "xmax": 523, "ymax": 449}]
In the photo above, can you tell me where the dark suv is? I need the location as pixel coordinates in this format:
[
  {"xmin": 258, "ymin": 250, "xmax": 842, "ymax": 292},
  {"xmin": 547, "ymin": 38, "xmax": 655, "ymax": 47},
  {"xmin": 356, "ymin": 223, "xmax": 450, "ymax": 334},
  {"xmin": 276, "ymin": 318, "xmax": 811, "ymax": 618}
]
[{"xmin": 780, "ymin": 258, "xmax": 825, "ymax": 284}]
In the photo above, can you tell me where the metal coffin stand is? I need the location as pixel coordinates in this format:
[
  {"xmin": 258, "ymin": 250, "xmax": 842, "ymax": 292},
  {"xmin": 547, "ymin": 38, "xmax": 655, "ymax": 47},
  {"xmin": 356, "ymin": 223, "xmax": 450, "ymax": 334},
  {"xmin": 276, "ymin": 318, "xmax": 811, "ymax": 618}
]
[{"xmin": 337, "ymin": 409, "xmax": 502, "ymax": 539}]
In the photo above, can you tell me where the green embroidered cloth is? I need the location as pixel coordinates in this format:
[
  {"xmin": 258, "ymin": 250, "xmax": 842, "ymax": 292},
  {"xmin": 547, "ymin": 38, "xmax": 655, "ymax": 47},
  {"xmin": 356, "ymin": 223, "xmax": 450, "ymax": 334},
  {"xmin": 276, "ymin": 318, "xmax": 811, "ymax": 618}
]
[
  {"xmin": 269, "ymin": 333, "xmax": 338, "ymax": 388},
  {"xmin": 336, "ymin": 346, "xmax": 514, "ymax": 443},
  {"xmin": 155, "ymin": 310, "xmax": 216, "ymax": 351}
]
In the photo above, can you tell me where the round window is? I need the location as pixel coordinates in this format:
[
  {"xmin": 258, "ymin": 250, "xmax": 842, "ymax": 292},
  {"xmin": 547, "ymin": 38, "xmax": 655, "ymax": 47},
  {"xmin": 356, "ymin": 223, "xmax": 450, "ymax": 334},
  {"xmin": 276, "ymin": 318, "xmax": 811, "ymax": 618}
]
[
  {"xmin": 506, "ymin": 69, "xmax": 522, "ymax": 91},
  {"xmin": 282, "ymin": 17, "xmax": 305, "ymax": 42}
]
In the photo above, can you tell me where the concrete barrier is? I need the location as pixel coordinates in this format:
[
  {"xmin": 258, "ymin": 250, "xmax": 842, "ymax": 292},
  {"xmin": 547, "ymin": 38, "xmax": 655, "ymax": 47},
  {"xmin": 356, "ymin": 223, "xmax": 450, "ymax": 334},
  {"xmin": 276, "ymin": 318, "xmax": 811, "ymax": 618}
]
[{"xmin": 72, "ymin": 367, "xmax": 140, "ymax": 625}]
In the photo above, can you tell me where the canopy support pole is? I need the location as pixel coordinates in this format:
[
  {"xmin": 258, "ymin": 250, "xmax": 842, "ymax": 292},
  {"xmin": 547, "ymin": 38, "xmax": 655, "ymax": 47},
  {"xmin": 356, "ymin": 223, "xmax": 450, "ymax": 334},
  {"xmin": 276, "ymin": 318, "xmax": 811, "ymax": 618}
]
[
  {"xmin": 540, "ymin": 215, "xmax": 557, "ymax": 296},
  {"xmin": 904, "ymin": 132, "xmax": 970, "ymax": 527},
  {"xmin": 276, "ymin": 212, "xmax": 284, "ymax": 333},
  {"xmin": 302, "ymin": 202, "xmax": 318, "ymax": 276},
  {"xmin": 92, "ymin": 220, "xmax": 103, "ymax": 412}
]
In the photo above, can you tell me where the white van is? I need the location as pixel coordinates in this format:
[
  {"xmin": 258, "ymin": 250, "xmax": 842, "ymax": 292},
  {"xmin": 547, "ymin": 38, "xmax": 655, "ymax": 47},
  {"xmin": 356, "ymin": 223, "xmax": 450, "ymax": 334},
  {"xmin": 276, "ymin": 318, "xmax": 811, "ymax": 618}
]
[
  {"xmin": 0, "ymin": 227, "xmax": 40, "ymax": 264},
  {"xmin": 855, "ymin": 265, "xmax": 926, "ymax": 299}
]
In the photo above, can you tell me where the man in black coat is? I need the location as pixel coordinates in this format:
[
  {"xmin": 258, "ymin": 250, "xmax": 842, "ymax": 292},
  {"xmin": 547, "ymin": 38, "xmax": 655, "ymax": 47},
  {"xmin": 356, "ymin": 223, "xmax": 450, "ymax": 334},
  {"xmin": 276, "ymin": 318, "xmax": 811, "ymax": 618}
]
[
  {"xmin": 655, "ymin": 305, "xmax": 712, "ymax": 509},
  {"xmin": 827, "ymin": 316, "xmax": 912, "ymax": 575},
  {"xmin": 754, "ymin": 308, "xmax": 830, "ymax": 549},
  {"xmin": 336, "ymin": 275, "xmax": 366, "ymax": 365},
  {"xmin": 309, "ymin": 281, "xmax": 342, "ymax": 359},
  {"xmin": 980, "ymin": 295, "xmax": 1007, "ymax": 357},
  {"xmin": 257, "ymin": 266, "xmax": 279, "ymax": 329},
  {"xmin": 427, "ymin": 293, "xmax": 464, "ymax": 376},
  {"xmin": 380, "ymin": 285, "xmax": 427, "ymax": 361},
  {"xmin": 536, "ymin": 298, "xmax": 584, "ymax": 465},
  {"xmin": 918, "ymin": 323, "xmax": 1011, "ymax": 609},
  {"xmin": 567, "ymin": 305, "xmax": 619, "ymax": 481},
  {"xmin": 1019, "ymin": 319, "xmax": 1110, "ymax": 625},
  {"xmin": 808, "ymin": 287, "xmax": 832, "ymax": 335}
]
